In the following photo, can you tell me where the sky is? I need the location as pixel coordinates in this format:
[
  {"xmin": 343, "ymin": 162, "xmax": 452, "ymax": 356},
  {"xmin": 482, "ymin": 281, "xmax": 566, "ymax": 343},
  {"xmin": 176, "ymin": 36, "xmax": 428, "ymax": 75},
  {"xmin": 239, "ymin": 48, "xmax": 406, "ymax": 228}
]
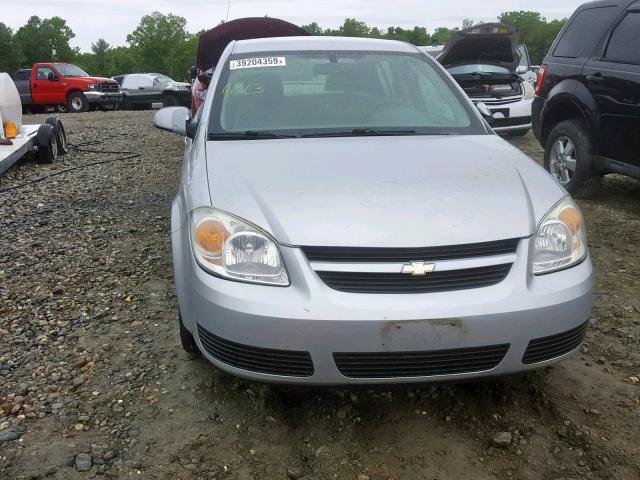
[{"xmin": 1, "ymin": 0, "xmax": 585, "ymax": 52}]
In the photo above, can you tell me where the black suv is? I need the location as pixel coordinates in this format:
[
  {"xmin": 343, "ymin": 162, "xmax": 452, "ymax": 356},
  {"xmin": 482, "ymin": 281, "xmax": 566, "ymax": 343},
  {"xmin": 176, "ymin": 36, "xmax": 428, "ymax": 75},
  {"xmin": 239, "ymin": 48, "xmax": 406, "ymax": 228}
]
[{"xmin": 532, "ymin": 0, "xmax": 640, "ymax": 193}]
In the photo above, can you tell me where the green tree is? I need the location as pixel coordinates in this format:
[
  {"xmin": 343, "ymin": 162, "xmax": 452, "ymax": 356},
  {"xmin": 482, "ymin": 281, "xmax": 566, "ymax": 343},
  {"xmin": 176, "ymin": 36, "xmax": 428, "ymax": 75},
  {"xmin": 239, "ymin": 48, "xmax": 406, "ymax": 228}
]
[
  {"xmin": 301, "ymin": 22, "xmax": 324, "ymax": 36},
  {"xmin": 13, "ymin": 16, "xmax": 75, "ymax": 65},
  {"xmin": 90, "ymin": 38, "xmax": 111, "ymax": 75},
  {"xmin": 126, "ymin": 12, "xmax": 189, "ymax": 77},
  {"xmin": 431, "ymin": 27, "xmax": 457, "ymax": 44},
  {"xmin": 104, "ymin": 46, "xmax": 139, "ymax": 77},
  {"xmin": 0, "ymin": 23, "xmax": 22, "ymax": 72},
  {"xmin": 499, "ymin": 11, "xmax": 566, "ymax": 63}
]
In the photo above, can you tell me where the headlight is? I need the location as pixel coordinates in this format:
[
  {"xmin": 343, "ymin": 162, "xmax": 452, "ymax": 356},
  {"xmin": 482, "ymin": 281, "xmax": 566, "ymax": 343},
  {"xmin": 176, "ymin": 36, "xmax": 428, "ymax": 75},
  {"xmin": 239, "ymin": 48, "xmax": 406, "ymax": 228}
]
[
  {"xmin": 87, "ymin": 84, "xmax": 97, "ymax": 91},
  {"xmin": 533, "ymin": 197, "xmax": 587, "ymax": 275},
  {"xmin": 190, "ymin": 207, "xmax": 289, "ymax": 286},
  {"xmin": 522, "ymin": 80, "xmax": 535, "ymax": 100}
]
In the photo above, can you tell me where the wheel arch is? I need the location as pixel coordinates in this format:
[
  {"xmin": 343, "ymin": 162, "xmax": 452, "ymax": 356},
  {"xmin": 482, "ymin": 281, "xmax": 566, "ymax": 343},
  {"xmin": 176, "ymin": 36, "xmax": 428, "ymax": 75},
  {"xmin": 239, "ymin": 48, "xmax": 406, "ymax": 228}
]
[{"xmin": 541, "ymin": 79, "xmax": 597, "ymax": 147}]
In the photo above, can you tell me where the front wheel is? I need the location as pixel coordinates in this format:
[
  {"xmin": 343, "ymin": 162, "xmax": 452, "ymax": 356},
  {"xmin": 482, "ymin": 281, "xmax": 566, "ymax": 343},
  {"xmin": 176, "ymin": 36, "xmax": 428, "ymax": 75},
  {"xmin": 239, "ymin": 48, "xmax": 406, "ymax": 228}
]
[
  {"xmin": 544, "ymin": 120, "xmax": 594, "ymax": 195},
  {"xmin": 162, "ymin": 94, "xmax": 178, "ymax": 107},
  {"xmin": 67, "ymin": 92, "xmax": 89, "ymax": 113}
]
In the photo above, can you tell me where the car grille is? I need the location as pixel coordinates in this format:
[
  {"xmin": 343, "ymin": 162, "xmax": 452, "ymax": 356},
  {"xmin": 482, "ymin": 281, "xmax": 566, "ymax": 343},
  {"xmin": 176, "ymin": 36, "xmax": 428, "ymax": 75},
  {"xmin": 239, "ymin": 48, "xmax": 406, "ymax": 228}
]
[
  {"xmin": 301, "ymin": 238, "xmax": 519, "ymax": 263},
  {"xmin": 97, "ymin": 82, "xmax": 119, "ymax": 93},
  {"xmin": 334, "ymin": 344, "xmax": 509, "ymax": 378},
  {"xmin": 197, "ymin": 324, "xmax": 314, "ymax": 377},
  {"xmin": 522, "ymin": 321, "xmax": 588, "ymax": 364},
  {"xmin": 316, "ymin": 263, "xmax": 511, "ymax": 294},
  {"xmin": 473, "ymin": 96, "xmax": 523, "ymax": 106}
]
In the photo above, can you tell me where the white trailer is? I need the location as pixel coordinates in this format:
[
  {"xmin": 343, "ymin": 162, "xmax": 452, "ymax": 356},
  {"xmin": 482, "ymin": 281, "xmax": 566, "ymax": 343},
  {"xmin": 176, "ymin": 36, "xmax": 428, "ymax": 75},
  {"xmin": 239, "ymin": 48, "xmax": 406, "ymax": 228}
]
[{"xmin": 0, "ymin": 72, "xmax": 67, "ymax": 175}]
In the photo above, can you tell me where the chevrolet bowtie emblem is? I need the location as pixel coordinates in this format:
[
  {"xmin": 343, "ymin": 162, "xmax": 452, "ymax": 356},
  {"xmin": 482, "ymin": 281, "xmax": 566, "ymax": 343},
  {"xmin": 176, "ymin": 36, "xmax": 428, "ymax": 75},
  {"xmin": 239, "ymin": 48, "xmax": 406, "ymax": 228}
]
[{"xmin": 401, "ymin": 261, "xmax": 436, "ymax": 276}]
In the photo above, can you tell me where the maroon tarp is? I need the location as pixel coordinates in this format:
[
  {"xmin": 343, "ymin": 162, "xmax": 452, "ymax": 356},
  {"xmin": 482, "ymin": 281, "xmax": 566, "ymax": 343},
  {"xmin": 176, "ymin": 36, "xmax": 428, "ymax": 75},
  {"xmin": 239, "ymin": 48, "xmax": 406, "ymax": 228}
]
[{"xmin": 197, "ymin": 17, "xmax": 309, "ymax": 70}]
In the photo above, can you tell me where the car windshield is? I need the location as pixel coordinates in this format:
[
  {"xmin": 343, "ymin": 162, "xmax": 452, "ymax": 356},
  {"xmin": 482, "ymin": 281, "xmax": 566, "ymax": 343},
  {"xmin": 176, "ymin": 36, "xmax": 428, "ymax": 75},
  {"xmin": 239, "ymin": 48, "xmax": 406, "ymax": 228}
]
[
  {"xmin": 151, "ymin": 73, "xmax": 175, "ymax": 83},
  {"xmin": 54, "ymin": 64, "xmax": 90, "ymax": 77},
  {"xmin": 208, "ymin": 50, "xmax": 485, "ymax": 139},
  {"xmin": 447, "ymin": 64, "xmax": 511, "ymax": 75}
]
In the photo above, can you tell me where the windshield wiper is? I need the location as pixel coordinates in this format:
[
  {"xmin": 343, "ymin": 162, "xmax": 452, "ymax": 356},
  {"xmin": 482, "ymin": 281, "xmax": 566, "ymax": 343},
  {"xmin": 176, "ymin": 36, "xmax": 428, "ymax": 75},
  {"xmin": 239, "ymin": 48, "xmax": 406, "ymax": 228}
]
[
  {"xmin": 207, "ymin": 131, "xmax": 297, "ymax": 140},
  {"xmin": 302, "ymin": 129, "xmax": 418, "ymax": 138}
]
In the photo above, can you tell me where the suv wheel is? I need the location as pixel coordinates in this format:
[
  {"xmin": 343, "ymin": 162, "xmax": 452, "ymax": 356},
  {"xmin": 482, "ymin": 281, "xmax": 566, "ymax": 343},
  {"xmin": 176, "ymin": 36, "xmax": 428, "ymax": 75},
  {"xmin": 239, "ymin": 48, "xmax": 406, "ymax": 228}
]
[{"xmin": 544, "ymin": 120, "xmax": 593, "ymax": 194}]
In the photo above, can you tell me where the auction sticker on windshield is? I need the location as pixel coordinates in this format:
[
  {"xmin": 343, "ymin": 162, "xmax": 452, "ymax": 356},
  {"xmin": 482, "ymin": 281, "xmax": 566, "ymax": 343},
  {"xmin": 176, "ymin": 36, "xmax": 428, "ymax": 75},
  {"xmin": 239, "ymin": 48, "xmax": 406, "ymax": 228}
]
[{"xmin": 230, "ymin": 57, "xmax": 286, "ymax": 70}]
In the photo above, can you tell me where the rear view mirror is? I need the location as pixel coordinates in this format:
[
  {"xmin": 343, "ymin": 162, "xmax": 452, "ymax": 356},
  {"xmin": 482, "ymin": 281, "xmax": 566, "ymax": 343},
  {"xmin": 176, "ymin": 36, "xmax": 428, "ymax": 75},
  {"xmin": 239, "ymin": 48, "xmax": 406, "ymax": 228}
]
[{"xmin": 154, "ymin": 106, "xmax": 190, "ymax": 136}]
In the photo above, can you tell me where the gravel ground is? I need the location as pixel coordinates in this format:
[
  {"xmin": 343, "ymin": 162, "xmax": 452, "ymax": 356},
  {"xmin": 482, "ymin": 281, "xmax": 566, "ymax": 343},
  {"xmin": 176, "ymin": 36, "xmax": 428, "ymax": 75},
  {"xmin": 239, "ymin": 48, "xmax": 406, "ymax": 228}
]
[{"xmin": 0, "ymin": 111, "xmax": 639, "ymax": 480}]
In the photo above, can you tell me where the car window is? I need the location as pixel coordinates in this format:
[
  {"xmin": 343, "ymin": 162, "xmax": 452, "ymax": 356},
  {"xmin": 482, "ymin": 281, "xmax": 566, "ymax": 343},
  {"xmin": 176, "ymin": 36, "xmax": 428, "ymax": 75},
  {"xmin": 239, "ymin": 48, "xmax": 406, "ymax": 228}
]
[
  {"xmin": 517, "ymin": 45, "xmax": 530, "ymax": 70},
  {"xmin": 605, "ymin": 12, "xmax": 640, "ymax": 64},
  {"xmin": 16, "ymin": 70, "xmax": 30, "ymax": 81},
  {"xmin": 209, "ymin": 50, "xmax": 484, "ymax": 138},
  {"xmin": 553, "ymin": 6, "xmax": 618, "ymax": 58},
  {"xmin": 36, "ymin": 66, "xmax": 54, "ymax": 80}
]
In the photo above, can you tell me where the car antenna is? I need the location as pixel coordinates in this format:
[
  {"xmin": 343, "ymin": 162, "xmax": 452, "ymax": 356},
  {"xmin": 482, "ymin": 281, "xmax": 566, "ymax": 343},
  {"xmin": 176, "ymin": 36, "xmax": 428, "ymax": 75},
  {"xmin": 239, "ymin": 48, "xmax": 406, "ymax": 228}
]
[{"xmin": 226, "ymin": 0, "xmax": 231, "ymax": 21}]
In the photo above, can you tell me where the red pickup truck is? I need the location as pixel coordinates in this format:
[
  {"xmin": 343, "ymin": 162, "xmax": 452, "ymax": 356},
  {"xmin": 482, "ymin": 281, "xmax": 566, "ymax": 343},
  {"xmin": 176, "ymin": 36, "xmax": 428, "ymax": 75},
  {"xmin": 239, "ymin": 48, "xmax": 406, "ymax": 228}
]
[{"xmin": 12, "ymin": 63, "xmax": 122, "ymax": 113}]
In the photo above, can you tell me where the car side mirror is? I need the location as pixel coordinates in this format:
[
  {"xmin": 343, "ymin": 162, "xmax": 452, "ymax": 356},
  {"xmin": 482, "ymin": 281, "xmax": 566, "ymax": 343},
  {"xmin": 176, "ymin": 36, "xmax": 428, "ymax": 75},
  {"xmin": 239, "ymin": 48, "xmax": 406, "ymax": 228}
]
[
  {"xmin": 515, "ymin": 65, "xmax": 528, "ymax": 74},
  {"xmin": 475, "ymin": 102, "xmax": 496, "ymax": 127},
  {"xmin": 154, "ymin": 106, "xmax": 190, "ymax": 136},
  {"xmin": 189, "ymin": 66, "xmax": 199, "ymax": 80},
  {"xmin": 47, "ymin": 72, "xmax": 58, "ymax": 82}
]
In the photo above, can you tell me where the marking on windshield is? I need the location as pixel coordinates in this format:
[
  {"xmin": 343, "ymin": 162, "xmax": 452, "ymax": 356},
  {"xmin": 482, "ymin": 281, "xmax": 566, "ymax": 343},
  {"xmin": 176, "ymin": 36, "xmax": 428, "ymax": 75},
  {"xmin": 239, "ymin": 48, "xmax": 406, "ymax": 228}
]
[
  {"xmin": 222, "ymin": 83, "xmax": 265, "ymax": 96},
  {"xmin": 230, "ymin": 57, "xmax": 286, "ymax": 70}
]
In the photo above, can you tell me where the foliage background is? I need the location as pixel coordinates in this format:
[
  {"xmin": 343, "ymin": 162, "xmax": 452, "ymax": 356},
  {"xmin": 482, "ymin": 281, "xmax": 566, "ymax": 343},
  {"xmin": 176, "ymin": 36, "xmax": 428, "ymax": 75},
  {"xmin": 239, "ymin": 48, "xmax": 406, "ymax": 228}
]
[{"xmin": 0, "ymin": 11, "xmax": 566, "ymax": 80}]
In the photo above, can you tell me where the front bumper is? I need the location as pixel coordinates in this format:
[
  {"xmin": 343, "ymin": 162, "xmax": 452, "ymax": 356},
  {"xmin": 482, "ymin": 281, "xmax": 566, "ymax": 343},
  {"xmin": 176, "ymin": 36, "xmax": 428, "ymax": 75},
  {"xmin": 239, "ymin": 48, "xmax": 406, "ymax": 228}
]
[
  {"xmin": 473, "ymin": 97, "xmax": 533, "ymax": 133},
  {"xmin": 84, "ymin": 91, "xmax": 122, "ymax": 104},
  {"xmin": 174, "ymin": 214, "xmax": 593, "ymax": 385}
]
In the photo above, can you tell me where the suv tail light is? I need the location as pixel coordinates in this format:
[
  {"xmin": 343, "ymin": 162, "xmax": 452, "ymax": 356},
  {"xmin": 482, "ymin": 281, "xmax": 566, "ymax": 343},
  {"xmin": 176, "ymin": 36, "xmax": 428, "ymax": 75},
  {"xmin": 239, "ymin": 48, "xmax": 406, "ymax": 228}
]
[{"xmin": 535, "ymin": 64, "xmax": 548, "ymax": 97}]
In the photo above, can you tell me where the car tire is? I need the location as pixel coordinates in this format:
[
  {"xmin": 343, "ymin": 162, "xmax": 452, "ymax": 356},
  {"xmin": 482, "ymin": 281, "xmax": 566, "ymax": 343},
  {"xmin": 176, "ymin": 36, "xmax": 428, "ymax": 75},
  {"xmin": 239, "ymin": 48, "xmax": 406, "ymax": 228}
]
[
  {"xmin": 179, "ymin": 314, "xmax": 198, "ymax": 355},
  {"xmin": 99, "ymin": 103, "xmax": 116, "ymax": 111},
  {"xmin": 56, "ymin": 104, "xmax": 68, "ymax": 114},
  {"xmin": 162, "ymin": 94, "xmax": 178, "ymax": 107},
  {"xmin": 67, "ymin": 92, "xmax": 89, "ymax": 113},
  {"xmin": 45, "ymin": 116, "xmax": 68, "ymax": 155},
  {"xmin": 544, "ymin": 120, "xmax": 593, "ymax": 195},
  {"xmin": 36, "ymin": 123, "xmax": 58, "ymax": 164}
]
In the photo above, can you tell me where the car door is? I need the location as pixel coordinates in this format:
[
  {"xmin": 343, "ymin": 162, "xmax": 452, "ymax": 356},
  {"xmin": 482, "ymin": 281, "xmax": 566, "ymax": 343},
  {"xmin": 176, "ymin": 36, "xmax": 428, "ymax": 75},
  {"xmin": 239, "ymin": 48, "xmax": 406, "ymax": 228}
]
[
  {"xmin": 582, "ymin": 5, "xmax": 640, "ymax": 166},
  {"xmin": 32, "ymin": 65, "xmax": 65, "ymax": 105}
]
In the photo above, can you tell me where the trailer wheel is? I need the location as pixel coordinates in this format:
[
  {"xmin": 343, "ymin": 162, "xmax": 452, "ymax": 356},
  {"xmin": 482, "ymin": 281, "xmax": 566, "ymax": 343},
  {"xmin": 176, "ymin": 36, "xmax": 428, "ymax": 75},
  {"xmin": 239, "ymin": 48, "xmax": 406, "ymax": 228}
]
[
  {"xmin": 36, "ymin": 124, "xmax": 58, "ymax": 164},
  {"xmin": 67, "ymin": 92, "xmax": 89, "ymax": 113},
  {"xmin": 45, "ymin": 116, "xmax": 68, "ymax": 155}
]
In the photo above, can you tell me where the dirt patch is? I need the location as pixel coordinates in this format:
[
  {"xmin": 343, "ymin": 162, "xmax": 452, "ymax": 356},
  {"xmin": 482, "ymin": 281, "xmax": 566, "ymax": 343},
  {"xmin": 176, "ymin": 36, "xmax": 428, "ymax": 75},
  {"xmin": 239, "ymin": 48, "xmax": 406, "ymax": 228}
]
[{"xmin": 0, "ymin": 114, "xmax": 638, "ymax": 479}]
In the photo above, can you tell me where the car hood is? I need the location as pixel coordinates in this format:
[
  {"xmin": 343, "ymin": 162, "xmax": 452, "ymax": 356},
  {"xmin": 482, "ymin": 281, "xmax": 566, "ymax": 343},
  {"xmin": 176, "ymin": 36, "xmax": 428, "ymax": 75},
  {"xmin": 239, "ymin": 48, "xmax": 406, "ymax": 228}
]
[
  {"xmin": 205, "ymin": 135, "xmax": 564, "ymax": 248},
  {"xmin": 438, "ymin": 23, "xmax": 520, "ymax": 71},
  {"xmin": 71, "ymin": 77, "xmax": 117, "ymax": 84}
]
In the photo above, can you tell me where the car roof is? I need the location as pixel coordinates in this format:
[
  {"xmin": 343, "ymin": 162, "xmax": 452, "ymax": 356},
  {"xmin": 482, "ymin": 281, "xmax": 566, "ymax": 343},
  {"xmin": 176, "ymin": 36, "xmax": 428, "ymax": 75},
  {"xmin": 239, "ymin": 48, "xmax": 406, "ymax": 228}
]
[{"xmin": 232, "ymin": 36, "xmax": 420, "ymax": 54}]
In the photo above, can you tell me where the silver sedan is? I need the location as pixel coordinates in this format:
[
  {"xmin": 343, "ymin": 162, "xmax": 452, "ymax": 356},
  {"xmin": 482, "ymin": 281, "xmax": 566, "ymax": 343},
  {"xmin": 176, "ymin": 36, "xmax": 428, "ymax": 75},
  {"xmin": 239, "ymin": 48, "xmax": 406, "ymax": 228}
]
[{"xmin": 155, "ymin": 36, "xmax": 593, "ymax": 384}]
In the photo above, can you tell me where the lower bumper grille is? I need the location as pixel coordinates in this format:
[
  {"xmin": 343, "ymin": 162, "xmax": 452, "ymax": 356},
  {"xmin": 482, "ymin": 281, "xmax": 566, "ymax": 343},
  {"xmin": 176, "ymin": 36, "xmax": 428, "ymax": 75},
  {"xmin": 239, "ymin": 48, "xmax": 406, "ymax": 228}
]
[
  {"xmin": 316, "ymin": 263, "xmax": 512, "ymax": 294},
  {"xmin": 334, "ymin": 344, "xmax": 509, "ymax": 378},
  {"xmin": 197, "ymin": 325, "xmax": 314, "ymax": 377},
  {"xmin": 522, "ymin": 321, "xmax": 588, "ymax": 364},
  {"xmin": 493, "ymin": 116, "xmax": 532, "ymax": 128}
]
